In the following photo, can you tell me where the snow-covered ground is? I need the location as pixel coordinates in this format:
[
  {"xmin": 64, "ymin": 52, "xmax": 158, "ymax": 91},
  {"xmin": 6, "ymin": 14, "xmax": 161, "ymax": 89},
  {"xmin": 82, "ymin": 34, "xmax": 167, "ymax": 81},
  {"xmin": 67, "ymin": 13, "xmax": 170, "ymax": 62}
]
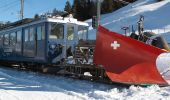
[
  {"xmin": 87, "ymin": 0, "xmax": 170, "ymax": 40},
  {"xmin": 1, "ymin": 0, "xmax": 170, "ymax": 100},
  {"xmin": 0, "ymin": 67, "xmax": 170, "ymax": 100}
]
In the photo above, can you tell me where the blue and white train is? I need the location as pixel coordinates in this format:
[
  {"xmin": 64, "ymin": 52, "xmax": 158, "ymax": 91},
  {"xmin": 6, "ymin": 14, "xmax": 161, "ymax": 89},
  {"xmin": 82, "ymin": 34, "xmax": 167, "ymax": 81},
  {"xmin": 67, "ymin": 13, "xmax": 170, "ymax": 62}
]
[{"xmin": 0, "ymin": 16, "xmax": 89, "ymax": 65}]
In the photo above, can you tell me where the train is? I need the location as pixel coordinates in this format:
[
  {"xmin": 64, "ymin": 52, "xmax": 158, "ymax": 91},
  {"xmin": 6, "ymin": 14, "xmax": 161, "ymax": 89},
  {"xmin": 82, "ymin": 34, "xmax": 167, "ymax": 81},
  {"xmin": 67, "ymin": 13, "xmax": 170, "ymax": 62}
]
[
  {"xmin": 0, "ymin": 15, "xmax": 89, "ymax": 64},
  {"xmin": 0, "ymin": 15, "xmax": 107, "ymax": 82},
  {"xmin": 0, "ymin": 15, "xmax": 170, "ymax": 86}
]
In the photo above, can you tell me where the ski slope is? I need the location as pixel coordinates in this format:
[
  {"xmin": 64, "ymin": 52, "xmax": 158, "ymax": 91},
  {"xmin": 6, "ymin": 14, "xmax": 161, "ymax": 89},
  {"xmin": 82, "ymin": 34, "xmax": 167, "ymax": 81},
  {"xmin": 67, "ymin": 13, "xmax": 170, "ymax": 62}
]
[
  {"xmin": 1, "ymin": 0, "xmax": 170, "ymax": 100},
  {"xmin": 0, "ymin": 67, "xmax": 170, "ymax": 100},
  {"xmin": 87, "ymin": 0, "xmax": 170, "ymax": 40}
]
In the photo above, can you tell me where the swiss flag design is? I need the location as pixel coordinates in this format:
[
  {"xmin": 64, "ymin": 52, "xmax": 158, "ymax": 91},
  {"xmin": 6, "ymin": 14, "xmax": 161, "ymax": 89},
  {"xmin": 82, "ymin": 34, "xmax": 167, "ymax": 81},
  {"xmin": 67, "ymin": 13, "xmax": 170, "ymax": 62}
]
[{"xmin": 93, "ymin": 25, "xmax": 168, "ymax": 85}]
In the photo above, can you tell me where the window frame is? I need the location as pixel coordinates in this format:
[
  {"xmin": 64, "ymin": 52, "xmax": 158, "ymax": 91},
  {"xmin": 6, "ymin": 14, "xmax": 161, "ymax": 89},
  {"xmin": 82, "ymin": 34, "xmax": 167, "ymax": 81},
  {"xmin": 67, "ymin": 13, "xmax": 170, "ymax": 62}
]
[
  {"xmin": 36, "ymin": 24, "xmax": 45, "ymax": 41},
  {"xmin": 67, "ymin": 24, "xmax": 75, "ymax": 41},
  {"xmin": 3, "ymin": 33, "xmax": 9, "ymax": 46},
  {"xmin": 16, "ymin": 30, "xmax": 22, "ymax": 43},
  {"xmin": 29, "ymin": 27, "xmax": 34, "ymax": 41},
  {"xmin": 78, "ymin": 25, "xmax": 88, "ymax": 40},
  {"xmin": 0, "ymin": 34, "xmax": 3, "ymax": 41},
  {"xmin": 10, "ymin": 32, "xmax": 17, "ymax": 46},
  {"xmin": 24, "ymin": 28, "xmax": 29, "ymax": 42},
  {"xmin": 49, "ymin": 23, "xmax": 64, "ymax": 40}
]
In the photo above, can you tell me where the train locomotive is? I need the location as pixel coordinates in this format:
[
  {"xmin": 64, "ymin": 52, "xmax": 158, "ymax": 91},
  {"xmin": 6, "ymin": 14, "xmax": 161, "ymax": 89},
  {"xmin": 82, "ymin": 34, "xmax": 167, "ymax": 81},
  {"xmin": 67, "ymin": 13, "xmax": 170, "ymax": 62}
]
[{"xmin": 0, "ymin": 15, "xmax": 170, "ymax": 86}]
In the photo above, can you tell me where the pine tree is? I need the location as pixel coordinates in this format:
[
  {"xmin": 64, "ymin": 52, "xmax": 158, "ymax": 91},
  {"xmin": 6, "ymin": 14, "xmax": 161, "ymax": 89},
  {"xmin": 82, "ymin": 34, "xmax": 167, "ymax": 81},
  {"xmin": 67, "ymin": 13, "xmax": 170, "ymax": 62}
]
[
  {"xmin": 87, "ymin": 0, "xmax": 96, "ymax": 19},
  {"xmin": 64, "ymin": 1, "xmax": 72, "ymax": 14},
  {"xmin": 52, "ymin": 8, "xmax": 57, "ymax": 16},
  {"xmin": 71, "ymin": 0, "xmax": 137, "ymax": 21},
  {"xmin": 101, "ymin": 0, "xmax": 114, "ymax": 14},
  {"xmin": 72, "ymin": 0, "xmax": 80, "ymax": 19},
  {"xmin": 79, "ymin": 0, "xmax": 88, "ymax": 20},
  {"xmin": 112, "ymin": 1, "xmax": 123, "ymax": 10},
  {"xmin": 157, "ymin": 0, "xmax": 164, "ymax": 2},
  {"xmin": 34, "ymin": 14, "xmax": 40, "ymax": 19}
]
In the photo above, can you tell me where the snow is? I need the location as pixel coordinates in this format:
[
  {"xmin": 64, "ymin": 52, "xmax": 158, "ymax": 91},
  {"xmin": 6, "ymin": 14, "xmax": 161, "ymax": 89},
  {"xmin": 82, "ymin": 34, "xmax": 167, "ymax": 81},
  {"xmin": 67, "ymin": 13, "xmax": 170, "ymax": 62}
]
[
  {"xmin": 1, "ymin": 0, "xmax": 170, "ymax": 100},
  {"xmin": 1, "ymin": 67, "xmax": 170, "ymax": 100},
  {"xmin": 87, "ymin": 0, "xmax": 170, "ymax": 40}
]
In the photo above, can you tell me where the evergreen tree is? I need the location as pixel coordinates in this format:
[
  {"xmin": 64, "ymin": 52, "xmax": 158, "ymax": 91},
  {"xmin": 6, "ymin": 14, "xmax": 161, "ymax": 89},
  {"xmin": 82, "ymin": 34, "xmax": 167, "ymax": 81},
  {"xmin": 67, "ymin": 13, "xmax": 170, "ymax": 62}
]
[
  {"xmin": 157, "ymin": 0, "xmax": 164, "ymax": 2},
  {"xmin": 64, "ymin": 1, "xmax": 72, "ymax": 14},
  {"xmin": 52, "ymin": 8, "xmax": 57, "ymax": 15},
  {"xmin": 88, "ymin": 0, "xmax": 96, "ymax": 18},
  {"xmin": 72, "ymin": 0, "xmax": 82, "ymax": 20},
  {"xmin": 79, "ymin": 0, "xmax": 88, "ymax": 20},
  {"xmin": 71, "ymin": 0, "xmax": 137, "ymax": 21},
  {"xmin": 101, "ymin": 0, "xmax": 114, "ymax": 14},
  {"xmin": 34, "ymin": 14, "xmax": 40, "ymax": 19}
]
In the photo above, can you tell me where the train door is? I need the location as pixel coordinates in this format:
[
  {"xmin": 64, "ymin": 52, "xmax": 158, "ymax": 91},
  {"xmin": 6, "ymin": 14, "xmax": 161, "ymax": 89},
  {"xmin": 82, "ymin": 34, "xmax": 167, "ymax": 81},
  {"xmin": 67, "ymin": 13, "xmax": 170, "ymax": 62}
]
[
  {"xmin": 48, "ymin": 23, "xmax": 65, "ymax": 63},
  {"xmin": 65, "ymin": 24, "xmax": 76, "ymax": 57},
  {"xmin": 35, "ymin": 24, "xmax": 46, "ymax": 60}
]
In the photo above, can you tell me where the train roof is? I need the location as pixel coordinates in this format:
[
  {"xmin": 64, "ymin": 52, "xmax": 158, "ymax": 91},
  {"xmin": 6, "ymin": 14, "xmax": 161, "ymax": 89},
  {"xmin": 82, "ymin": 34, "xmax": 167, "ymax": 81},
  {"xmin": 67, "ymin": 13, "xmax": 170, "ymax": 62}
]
[{"xmin": 0, "ymin": 16, "xmax": 89, "ymax": 32}]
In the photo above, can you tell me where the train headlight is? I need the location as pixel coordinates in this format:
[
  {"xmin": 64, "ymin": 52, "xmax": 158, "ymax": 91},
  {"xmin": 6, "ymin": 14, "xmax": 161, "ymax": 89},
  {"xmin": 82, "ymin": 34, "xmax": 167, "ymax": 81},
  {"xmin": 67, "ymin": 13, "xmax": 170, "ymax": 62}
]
[{"xmin": 50, "ymin": 44, "xmax": 56, "ymax": 49}]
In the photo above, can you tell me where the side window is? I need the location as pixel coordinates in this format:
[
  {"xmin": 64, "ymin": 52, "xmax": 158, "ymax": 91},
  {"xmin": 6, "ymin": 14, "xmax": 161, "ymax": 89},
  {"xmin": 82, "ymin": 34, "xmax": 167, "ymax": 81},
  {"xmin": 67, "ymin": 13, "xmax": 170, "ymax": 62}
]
[
  {"xmin": 42, "ymin": 25, "xmax": 45, "ymax": 40},
  {"xmin": 67, "ymin": 24, "xmax": 74, "ymax": 40},
  {"xmin": 30, "ymin": 27, "xmax": 34, "ymax": 41},
  {"xmin": 37, "ymin": 25, "xmax": 45, "ymax": 40},
  {"xmin": 50, "ymin": 23, "xmax": 64, "ymax": 39},
  {"xmin": 0, "ymin": 34, "xmax": 3, "ymax": 41},
  {"xmin": 17, "ymin": 31, "xmax": 22, "ymax": 43},
  {"xmin": 24, "ymin": 28, "xmax": 29, "ymax": 42},
  {"xmin": 78, "ymin": 26, "xmax": 88, "ymax": 40},
  {"xmin": 37, "ymin": 26, "xmax": 42, "ymax": 40},
  {"xmin": 0, "ymin": 34, "xmax": 3, "ymax": 45},
  {"xmin": 10, "ymin": 32, "xmax": 16, "ymax": 46},
  {"xmin": 4, "ymin": 33, "xmax": 9, "ymax": 45}
]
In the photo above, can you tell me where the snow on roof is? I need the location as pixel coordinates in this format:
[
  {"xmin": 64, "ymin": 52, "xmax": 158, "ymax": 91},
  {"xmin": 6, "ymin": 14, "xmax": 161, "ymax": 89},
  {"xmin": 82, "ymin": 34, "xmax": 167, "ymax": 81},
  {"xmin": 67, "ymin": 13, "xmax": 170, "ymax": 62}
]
[{"xmin": 47, "ymin": 17, "xmax": 89, "ymax": 26}]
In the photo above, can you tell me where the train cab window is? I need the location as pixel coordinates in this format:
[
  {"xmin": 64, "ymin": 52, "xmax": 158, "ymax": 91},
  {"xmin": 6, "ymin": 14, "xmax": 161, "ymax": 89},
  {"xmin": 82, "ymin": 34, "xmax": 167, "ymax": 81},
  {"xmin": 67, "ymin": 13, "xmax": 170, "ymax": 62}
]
[
  {"xmin": 10, "ymin": 32, "xmax": 16, "ymax": 46},
  {"xmin": 4, "ymin": 33, "xmax": 9, "ymax": 45},
  {"xmin": 30, "ymin": 27, "xmax": 34, "ymax": 41},
  {"xmin": 67, "ymin": 24, "xmax": 74, "ymax": 40},
  {"xmin": 24, "ymin": 28, "xmax": 29, "ymax": 42},
  {"xmin": 17, "ymin": 31, "xmax": 22, "ymax": 43},
  {"xmin": 50, "ymin": 23, "xmax": 64, "ymax": 39},
  {"xmin": 37, "ymin": 25, "xmax": 45, "ymax": 40},
  {"xmin": 78, "ymin": 26, "xmax": 88, "ymax": 40}
]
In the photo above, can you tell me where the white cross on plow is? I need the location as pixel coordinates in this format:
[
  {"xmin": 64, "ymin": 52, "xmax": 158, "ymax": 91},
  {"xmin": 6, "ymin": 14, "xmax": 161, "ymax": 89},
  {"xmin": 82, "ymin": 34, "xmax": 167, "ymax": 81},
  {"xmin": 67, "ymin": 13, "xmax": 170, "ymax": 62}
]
[{"xmin": 111, "ymin": 41, "xmax": 120, "ymax": 50}]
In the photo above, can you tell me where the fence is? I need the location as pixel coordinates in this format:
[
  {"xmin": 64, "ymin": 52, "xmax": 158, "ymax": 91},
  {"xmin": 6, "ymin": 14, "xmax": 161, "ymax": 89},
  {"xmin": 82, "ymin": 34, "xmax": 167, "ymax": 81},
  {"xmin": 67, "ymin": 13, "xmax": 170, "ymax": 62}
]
[
  {"xmin": 146, "ymin": 28, "xmax": 170, "ymax": 34},
  {"xmin": 121, "ymin": 25, "xmax": 170, "ymax": 36}
]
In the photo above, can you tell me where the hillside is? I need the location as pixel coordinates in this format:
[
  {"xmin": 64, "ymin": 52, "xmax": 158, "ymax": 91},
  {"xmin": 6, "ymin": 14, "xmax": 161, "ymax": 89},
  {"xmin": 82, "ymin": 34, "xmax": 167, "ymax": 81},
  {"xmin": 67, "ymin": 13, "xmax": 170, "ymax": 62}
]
[{"xmin": 87, "ymin": 0, "xmax": 170, "ymax": 40}]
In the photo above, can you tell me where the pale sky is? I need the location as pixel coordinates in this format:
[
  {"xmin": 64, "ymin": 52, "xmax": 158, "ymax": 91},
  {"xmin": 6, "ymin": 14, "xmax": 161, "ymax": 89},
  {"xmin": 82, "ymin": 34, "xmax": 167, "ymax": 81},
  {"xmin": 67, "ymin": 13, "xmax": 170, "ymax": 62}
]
[{"xmin": 0, "ymin": 0, "xmax": 73, "ymax": 22}]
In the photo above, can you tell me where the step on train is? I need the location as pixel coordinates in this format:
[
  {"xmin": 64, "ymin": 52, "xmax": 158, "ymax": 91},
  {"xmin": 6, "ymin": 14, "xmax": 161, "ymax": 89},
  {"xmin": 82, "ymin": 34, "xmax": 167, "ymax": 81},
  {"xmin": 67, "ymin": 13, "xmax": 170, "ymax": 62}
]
[{"xmin": 0, "ymin": 15, "xmax": 170, "ymax": 86}]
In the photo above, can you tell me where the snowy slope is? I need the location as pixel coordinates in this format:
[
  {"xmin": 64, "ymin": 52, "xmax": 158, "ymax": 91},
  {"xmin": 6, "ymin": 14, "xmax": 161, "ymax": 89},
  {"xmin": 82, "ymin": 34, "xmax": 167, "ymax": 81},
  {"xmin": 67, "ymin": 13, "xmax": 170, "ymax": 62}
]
[
  {"xmin": 1, "ymin": 67, "xmax": 170, "ymax": 100},
  {"xmin": 1, "ymin": 0, "xmax": 170, "ymax": 100},
  {"xmin": 88, "ymin": 0, "xmax": 170, "ymax": 40}
]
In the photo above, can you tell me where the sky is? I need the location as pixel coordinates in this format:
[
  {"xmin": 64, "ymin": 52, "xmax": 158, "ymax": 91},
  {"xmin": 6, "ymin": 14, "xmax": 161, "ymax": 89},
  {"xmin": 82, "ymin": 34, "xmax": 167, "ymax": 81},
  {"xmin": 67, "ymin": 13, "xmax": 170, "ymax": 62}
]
[{"xmin": 0, "ymin": 0, "xmax": 73, "ymax": 22}]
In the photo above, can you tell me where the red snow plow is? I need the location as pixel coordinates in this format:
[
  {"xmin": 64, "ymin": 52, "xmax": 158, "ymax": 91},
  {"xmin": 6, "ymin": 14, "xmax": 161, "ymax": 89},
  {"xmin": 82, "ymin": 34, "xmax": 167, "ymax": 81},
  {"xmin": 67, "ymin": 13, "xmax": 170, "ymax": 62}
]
[{"xmin": 94, "ymin": 25, "xmax": 170, "ymax": 86}]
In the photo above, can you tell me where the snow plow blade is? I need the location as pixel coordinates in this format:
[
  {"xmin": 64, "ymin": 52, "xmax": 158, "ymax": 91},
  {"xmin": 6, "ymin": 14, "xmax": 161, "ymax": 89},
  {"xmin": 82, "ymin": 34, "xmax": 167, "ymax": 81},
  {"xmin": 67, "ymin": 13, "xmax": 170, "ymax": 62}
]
[{"xmin": 94, "ymin": 25, "xmax": 170, "ymax": 86}]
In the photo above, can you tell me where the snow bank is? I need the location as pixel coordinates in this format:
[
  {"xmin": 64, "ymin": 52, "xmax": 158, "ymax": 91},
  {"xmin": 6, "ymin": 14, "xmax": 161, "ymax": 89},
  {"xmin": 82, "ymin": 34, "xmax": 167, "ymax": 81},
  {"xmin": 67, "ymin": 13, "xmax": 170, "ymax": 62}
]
[
  {"xmin": 1, "ymin": 0, "xmax": 170, "ymax": 100},
  {"xmin": 0, "ymin": 67, "xmax": 170, "ymax": 100}
]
